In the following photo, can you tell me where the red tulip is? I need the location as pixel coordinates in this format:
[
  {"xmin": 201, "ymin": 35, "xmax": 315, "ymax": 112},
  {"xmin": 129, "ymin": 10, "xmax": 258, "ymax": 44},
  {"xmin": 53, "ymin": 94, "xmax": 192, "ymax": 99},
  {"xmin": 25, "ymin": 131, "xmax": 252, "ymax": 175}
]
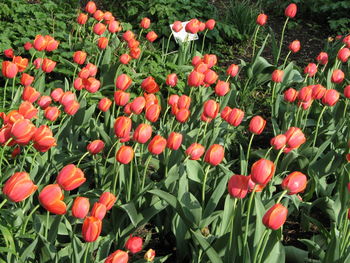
[
  {"xmin": 32, "ymin": 125, "xmax": 56, "ymax": 152},
  {"xmin": 33, "ymin": 58, "xmax": 43, "ymax": 69},
  {"xmin": 188, "ymin": 70, "xmax": 205, "ymax": 87},
  {"xmin": 4, "ymin": 48, "xmax": 14, "ymax": 58},
  {"xmin": 167, "ymin": 132, "xmax": 183, "ymax": 150},
  {"xmin": 114, "ymin": 90, "xmax": 130, "ymax": 106},
  {"xmin": 141, "ymin": 76, "xmax": 159, "ymax": 93},
  {"xmin": 108, "ymin": 20, "xmax": 121, "ymax": 33},
  {"xmin": 87, "ymin": 140, "xmax": 105, "ymax": 154},
  {"xmin": 220, "ymin": 106, "xmax": 232, "ymax": 121},
  {"xmin": 284, "ymin": 88, "xmax": 298, "ymax": 103},
  {"xmin": 344, "ymin": 85, "xmax": 350, "ymax": 99},
  {"xmin": 262, "ymin": 203, "xmax": 288, "ymax": 230},
  {"xmin": 172, "ymin": 21, "xmax": 183, "ymax": 32},
  {"xmin": 3, "ymin": 172, "xmax": 38, "ymax": 202},
  {"xmin": 204, "ymin": 69, "xmax": 218, "ymax": 85},
  {"xmin": 140, "ymin": 17, "xmax": 151, "ymax": 29},
  {"xmin": 128, "ymin": 39, "xmax": 140, "ymax": 49},
  {"xmin": 11, "ymin": 119, "xmax": 36, "ymax": 145},
  {"xmin": 130, "ymin": 97, "xmax": 146, "ymax": 115},
  {"xmin": 116, "ymin": 145, "xmax": 134, "ymax": 164},
  {"xmin": 270, "ymin": 134, "xmax": 287, "ymax": 150},
  {"xmin": 2, "ymin": 61, "xmax": 18, "ymax": 78},
  {"xmin": 82, "ymin": 216, "xmax": 102, "ymax": 242},
  {"xmin": 298, "ymin": 86, "xmax": 313, "ymax": 102},
  {"xmin": 105, "ymin": 250, "xmax": 129, "ymax": 263},
  {"xmin": 316, "ymin": 52, "xmax": 328, "ymax": 65},
  {"xmin": 125, "ymin": 235, "xmax": 143, "ymax": 254},
  {"xmin": 288, "ymin": 40, "xmax": 300, "ymax": 53},
  {"xmin": 215, "ymin": 80, "xmax": 230, "ymax": 96},
  {"xmin": 133, "ymin": 123, "xmax": 152, "ymax": 144},
  {"xmin": 18, "ymin": 101, "xmax": 38, "ymax": 119},
  {"xmin": 85, "ymin": 1, "xmax": 97, "ymax": 14},
  {"xmin": 103, "ymin": 11, "xmax": 113, "ymax": 21},
  {"xmin": 77, "ymin": 13, "xmax": 88, "ymax": 25},
  {"xmin": 281, "ymin": 171, "xmax": 307, "ymax": 195},
  {"xmin": 114, "ymin": 116, "xmax": 132, "ymax": 139},
  {"xmin": 227, "ymin": 108, "xmax": 244, "ymax": 126},
  {"xmin": 93, "ymin": 23, "xmax": 106, "ymax": 35},
  {"xmin": 72, "ymin": 197, "xmax": 90, "ymax": 219},
  {"xmin": 145, "ymin": 104, "xmax": 161, "ymax": 123},
  {"xmin": 331, "ymin": 69, "xmax": 344, "ymax": 84},
  {"xmin": 120, "ymin": 54, "xmax": 131, "ymax": 64},
  {"xmin": 44, "ymin": 106, "xmax": 60, "ymax": 121},
  {"xmin": 185, "ymin": 19, "xmax": 200, "ymax": 34},
  {"xmin": 130, "ymin": 47, "xmax": 141, "ymax": 59},
  {"xmin": 285, "ymin": 3, "xmax": 297, "ymax": 18},
  {"xmin": 20, "ymin": 73, "xmax": 34, "ymax": 87},
  {"xmin": 204, "ymin": 144, "xmax": 224, "ymax": 166},
  {"xmin": 205, "ymin": 19, "xmax": 215, "ymax": 30},
  {"xmin": 203, "ymin": 99, "xmax": 219, "ymax": 120},
  {"xmin": 22, "ymin": 86, "xmax": 40, "ymax": 103},
  {"xmin": 116, "ymin": 74, "xmax": 132, "ymax": 91},
  {"xmin": 123, "ymin": 30, "xmax": 135, "ymax": 42},
  {"xmin": 192, "ymin": 55, "xmax": 202, "ymax": 66},
  {"xmin": 337, "ymin": 48, "xmax": 350, "ymax": 63},
  {"xmin": 284, "ymin": 127, "xmax": 306, "ymax": 150},
  {"xmin": 249, "ymin": 116, "xmax": 266, "ymax": 135},
  {"xmin": 271, "ymin": 69, "xmax": 284, "ymax": 83},
  {"xmin": 41, "ymin": 58, "xmax": 56, "ymax": 73},
  {"xmin": 24, "ymin": 42, "xmax": 33, "ymax": 51},
  {"xmin": 148, "ymin": 135, "xmax": 167, "ymax": 155},
  {"xmin": 60, "ymin": 91, "xmax": 76, "ymax": 107},
  {"xmin": 256, "ymin": 14, "xmax": 267, "ymax": 26},
  {"xmin": 39, "ymin": 184, "xmax": 67, "ymax": 215},
  {"xmin": 203, "ymin": 54, "xmax": 217, "ymax": 68},
  {"xmin": 84, "ymin": 77, "xmax": 100, "ymax": 93},
  {"xmin": 311, "ymin": 84, "xmax": 326, "ymax": 100},
  {"xmin": 45, "ymin": 35, "xmax": 59, "ymax": 52},
  {"xmin": 322, "ymin": 89, "xmax": 339, "ymax": 106},
  {"xmin": 175, "ymin": 108, "xmax": 190, "ymax": 123},
  {"xmin": 185, "ymin": 143, "xmax": 205, "ymax": 160},
  {"xmin": 98, "ymin": 98, "xmax": 112, "ymax": 112},
  {"xmin": 12, "ymin": 56, "xmax": 28, "ymax": 72},
  {"xmin": 146, "ymin": 31, "xmax": 158, "ymax": 42},
  {"xmin": 98, "ymin": 37, "xmax": 109, "ymax": 49},
  {"xmin": 166, "ymin": 73, "xmax": 178, "ymax": 87},
  {"xmin": 99, "ymin": 192, "xmax": 117, "ymax": 210},
  {"xmin": 11, "ymin": 146, "xmax": 21, "ymax": 158},
  {"xmin": 226, "ymin": 64, "xmax": 239, "ymax": 77},
  {"xmin": 33, "ymin": 35, "xmax": 47, "ymax": 51},
  {"xmin": 250, "ymin": 159, "xmax": 275, "ymax": 185},
  {"xmin": 51, "ymin": 88, "xmax": 64, "ymax": 102},
  {"xmin": 304, "ymin": 63, "xmax": 317, "ymax": 77},
  {"xmin": 73, "ymin": 51, "xmax": 87, "ymax": 65},
  {"xmin": 56, "ymin": 164, "xmax": 86, "ymax": 191},
  {"xmin": 228, "ymin": 174, "xmax": 250, "ymax": 199},
  {"xmin": 90, "ymin": 202, "xmax": 107, "ymax": 220}
]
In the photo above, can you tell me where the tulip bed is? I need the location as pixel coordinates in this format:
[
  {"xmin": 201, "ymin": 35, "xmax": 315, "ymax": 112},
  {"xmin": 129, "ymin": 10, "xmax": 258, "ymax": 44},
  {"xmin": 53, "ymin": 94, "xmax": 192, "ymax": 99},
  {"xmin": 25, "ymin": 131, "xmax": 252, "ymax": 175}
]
[{"xmin": 1, "ymin": 1, "xmax": 350, "ymax": 263}]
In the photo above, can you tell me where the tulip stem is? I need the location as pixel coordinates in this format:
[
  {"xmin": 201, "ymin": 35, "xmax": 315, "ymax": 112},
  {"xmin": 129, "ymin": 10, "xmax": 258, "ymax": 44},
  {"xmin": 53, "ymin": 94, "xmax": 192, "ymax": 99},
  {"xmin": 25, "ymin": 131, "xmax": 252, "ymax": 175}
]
[
  {"xmin": 252, "ymin": 229, "xmax": 268, "ymax": 263},
  {"xmin": 312, "ymin": 106, "xmax": 327, "ymax": 149},
  {"xmin": 83, "ymin": 242, "xmax": 90, "ymax": 263},
  {"xmin": 276, "ymin": 17, "xmax": 289, "ymax": 65},
  {"xmin": 243, "ymin": 186, "xmax": 257, "ymax": 260},
  {"xmin": 112, "ymin": 163, "xmax": 121, "ymax": 195},
  {"xmin": 228, "ymin": 198, "xmax": 238, "ymax": 251},
  {"xmin": 22, "ymin": 204, "xmax": 40, "ymax": 234},
  {"xmin": 0, "ymin": 138, "xmax": 12, "ymax": 177},
  {"xmin": 77, "ymin": 152, "xmax": 89, "ymax": 168},
  {"xmin": 201, "ymin": 29, "xmax": 208, "ymax": 55},
  {"xmin": 245, "ymin": 134, "xmax": 255, "ymax": 175},
  {"xmin": 274, "ymin": 146, "xmax": 285, "ymax": 169},
  {"xmin": 127, "ymin": 162, "xmax": 133, "ymax": 202},
  {"xmin": 142, "ymin": 155, "xmax": 152, "ymax": 190},
  {"xmin": 163, "ymin": 32, "xmax": 173, "ymax": 63},
  {"xmin": 343, "ymin": 100, "xmax": 349, "ymax": 118},
  {"xmin": 0, "ymin": 199, "xmax": 7, "ymax": 209},
  {"xmin": 10, "ymin": 76, "xmax": 16, "ymax": 100},
  {"xmin": 264, "ymin": 147, "xmax": 273, "ymax": 158},
  {"xmin": 45, "ymin": 210, "xmax": 50, "ymax": 239},
  {"xmin": 276, "ymin": 190, "xmax": 288, "ymax": 204},
  {"xmin": 252, "ymin": 26, "xmax": 260, "ymax": 59},
  {"xmin": 256, "ymin": 229, "xmax": 272, "ymax": 263},
  {"xmin": 2, "ymin": 78, "xmax": 9, "ymax": 108},
  {"xmin": 201, "ymin": 165, "xmax": 211, "ymax": 206},
  {"xmin": 282, "ymin": 51, "xmax": 291, "ymax": 69}
]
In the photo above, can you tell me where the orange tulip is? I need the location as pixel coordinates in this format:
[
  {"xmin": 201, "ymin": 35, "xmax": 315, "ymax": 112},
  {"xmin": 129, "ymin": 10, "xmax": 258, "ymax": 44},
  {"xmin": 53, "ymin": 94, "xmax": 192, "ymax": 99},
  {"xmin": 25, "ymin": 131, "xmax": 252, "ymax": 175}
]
[
  {"xmin": 167, "ymin": 132, "xmax": 183, "ymax": 150},
  {"xmin": 33, "ymin": 35, "xmax": 47, "ymax": 51},
  {"xmin": 284, "ymin": 88, "xmax": 298, "ymax": 103},
  {"xmin": 271, "ymin": 69, "xmax": 284, "ymax": 83},
  {"xmin": 22, "ymin": 86, "xmax": 40, "ymax": 103},
  {"xmin": 39, "ymin": 184, "xmax": 67, "ymax": 215},
  {"xmin": 77, "ymin": 13, "xmax": 88, "ymax": 25},
  {"xmin": 133, "ymin": 123, "xmax": 152, "ymax": 144},
  {"xmin": 172, "ymin": 21, "xmax": 183, "ymax": 32},
  {"xmin": 148, "ymin": 135, "xmax": 167, "ymax": 155},
  {"xmin": 105, "ymin": 250, "xmax": 129, "ymax": 263},
  {"xmin": 98, "ymin": 37, "xmax": 109, "ymax": 49},
  {"xmin": 82, "ymin": 216, "xmax": 102, "ymax": 242},
  {"xmin": 188, "ymin": 70, "xmax": 204, "ymax": 87},
  {"xmin": 98, "ymin": 98, "xmax": 112, "ymax": 112},
  {"xmin": 141, "ymin": 76, "xmax": 159, "ymax": 93},
  {"xmin": 85, "ymin": 1, "xmax": 97, "ymax": 14},
  {"xmin": 145, "ymin": 104, "xmax": 161, "ymax": 123},
  {"xmin": 64, "ymin": 100, "xmax": 80, "ymax": 116},
  {"xmin": 228, "ymin": 174, "xmax": 250, "ymax": 199},
  {"xmin": 215, "ymin": 81, "xmax": 230, "ymax": 97},
  {"xmin": 13, "ymin": 55, "xmax": 28, "ymax": 71},
  {"xmin": 281, "ymin": 171, "xmax": 307, "ymax": 195},
  {"xmin": 73, "ymin": 51, "xmax": 87, "ymax": 65},
  {"xmin": 256, "ymin": 14, "xmax": 267, "ymax": 26},
  {"xmin": 20, "ymin": 73, "xmax": 34, "ymax": 87},
  {"xmin": 204, "ymin": 144, "xmax": 224, "ymax": 166},
  {"xmin": 140, "ymin": 17, "xmax": 151, "ymax": 29},
  {"xmin": 93, "ymin": 23, "xmax": 106, "ymax": 35},
  {"xmin": 285, "ymin": 3, "xmax": 297, "ymax": 18},
  {"xmin": 114, "ymin": 90, "xmax": 130, "ymax": 106},
  {"xmin": 3, "ymin": 172, "xmax": 38, "ymax": 202},
  {"xmin": 56, "ymin": 164, "xmax": 86, "ymax": 191},
  {"xmin": 249, "ymin": 116, "xmax": 266, "ymax": 135},
  {"xmin": 250, "ymin": 159, "xmax": 275, "ymax": 185},
  {"xmin": 32, "ymin": 125, "xmax": 56, "ymax": 152},
  {"xmin": 262, "ymin": 203, "xmax": 288, "ymax": 230},
  {"xmin": 90, "ymin": 202, "xmax": 107, "ymax": 220},
  {"xmin": 44, "ymin": 106, "xmax": 60, "ymax": 121},
  {"xmin": 116, "ymin": 145, "xmax": 134, "ymax": 164},
  {"xmin": 185, "ymin": 143, "xmax": 205, "ymax": 160},
  {"xmin": 125, "ymin": 235, "xmax": 143, "ymax": 254},
  {"xmin": 116, "ymin": 74, "xmax": 132, "ymax": 91},
  {"xmin": 2, "ymin": 61, "xmax": 18, "ymax": 78},
  {"xmin": 99, "ymin": 192, "xmax": 117, "ymax": 210},
  {"xmin": 41, "ymin": 58, "xmax": 56, "ymax": 73},
  {"xmin": 114, "ymin": 116, "xmax": 132, "ymax": 139},
  {"xmin": 87, "ymin": 140, "xmax": 105, "ymax": 155},
  {"xmin": 146, "ymin": 31, "xmax": 158, "ymax": 42},
  {"xmin": 322, "ymin": 89, "xmax": 339, "ymax": 106},
  {"xmin": 72, "ymin": 197, "xmax": 90, "ymax": 219},
  {"xmin": 51, "ymin": 88, "xmax": 64, "ymax": 102},
  {"xmin": 11, "ymin": 119, "xmax": 36, "ymax": 145}
]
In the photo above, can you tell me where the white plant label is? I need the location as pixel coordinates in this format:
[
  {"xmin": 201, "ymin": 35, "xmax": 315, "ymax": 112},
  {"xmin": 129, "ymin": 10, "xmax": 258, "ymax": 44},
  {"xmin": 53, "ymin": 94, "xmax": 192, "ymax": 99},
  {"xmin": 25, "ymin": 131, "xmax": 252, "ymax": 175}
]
[{"xmin": 169, "ymin": 21, "xmax": 199, "ymax": 44}]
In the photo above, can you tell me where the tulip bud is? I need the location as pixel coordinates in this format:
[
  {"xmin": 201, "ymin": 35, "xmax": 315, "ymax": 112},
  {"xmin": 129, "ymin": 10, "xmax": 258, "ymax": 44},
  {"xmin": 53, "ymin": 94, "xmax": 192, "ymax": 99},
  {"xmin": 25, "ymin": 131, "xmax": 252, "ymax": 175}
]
[
  {"xmin": 175, "ymin": 108, "xmax": 190, "ymax": 123},
  {"xmin": 185, "ymin": 143, "xmax": 205, "ymax": 160},
  {"xmin": 145, "ymin": 104, "xmax": 161, "ymax": 123},
  {"xmin": 250, "ymin": 159, "xmax": 275, "ymax": 185},
  {"xmin": 82, "ymin": 216, "xmax": 102, "ymax": 242},
  {"xmin": 204, "ymin": 144, "xmax": 224, "ymax": 166},
  {"xmin": 105, "ymin": 250, "xmax": 129, "ymax": 263},
  {"xmin": 284, "ymin": 127, "xmax": 306, "ymax": 150},
  {"xmin": 311, "ymin": 84, "xmax": 326, "ymax": 100},
  {"xmin": 141, "ymin": 76, "xmax": 159, "ymax": 93},
  {"xmin": 205, "ymin": 19, "xmax": 215, "ymax": 30},
  {"xmin": 285, "ymin": 3, "xmax": 297, "ymax": 18},
  {"xmin": 256, "ymin": 14, "xmax": 267, "ymax": 26},
  {"xmin": 97, "ymin": 37, "xmax": 109, "ymax": 49},
  {"xmin": 144, "ymin": 249, "xmax": 156, "ymax": 262},
  {"xmin": 227, "ymin": 108, "xmax": 244, "ymax": 126},
  {"xmin": 146, "ymin": 31, "xmax": 158, "ymax": 42},
  {"xmin": 298, "ymin": 86, "xmax": 313, "ymax": 102},
  {"xmin": 20, "ymin": 73, "xmax": 34, "ymax": 87},
  {"xmin": 99, "ymin": 192, "xmax": 117, "ymax": 210},
  {"xmin": 284, "ymin": 88, "xmax": 298, "ymax": 103},
  {"xmin": 148, "ymin": 135, "xmax": 167, "ymax": 155},
  {"xmin": 93, "ymin": 23, "xmax": 106, "ymax": 35},
  {"xmin": 226, "ymin": 64, "xmax": 239, "ymax": 77},
  {"xmin": 72, "ymin": 197, "xmax": 90, "ymax": 219},
  {"xmin": 32, "ymin": 125, "xmax": 56, "ymax": 152},
  {"xmin": 270, "ymin": 134, "xmax": 287, "ymax": 150},
  {"xmin": 51, "ymin": 88, "xmax": 64, "ymax": 102},
  {"xmin": 249, "ymin": 116, "xmax": 266, "ymax": 135},
  {"xmin": 57, "ymin": 164, "xmax": 86, "ymax": 191},
  {"xmin": 262, "ymin": 204, "xmax": 288, "ymax": 230},
  {"xmin": 39, "ymin": 184, "xmax": 67, "ymax": 215},
  {"xmin": 87, "ymin": 140, "xmax": 105, "ymax": 154},
  {"xmin": 4, "ymin": 48, "xmax": 14, "ymax": 58},
  {"xmin": 331, "ymin": 69, "xmax": 345, "ymax": 84},
  {"xmin": 98, "ymin": 98, "xmax": 112, "ymax": 112},
  {"xmin": 337, "ymin": 48, "xmax": 350, "ymax": 63},
  {"xmin": 215, "ymin": 81, "xmax": 230, "ymax": 96},
  {"xmin": 116, "ymin": 145, "xmax": 134, "ymax": 164},
  {"xmin": 322, "ymin": 89, "xmax": 339, "ymax": 106},
  {"xmin": 91, "ymin": 202, "xmax": 107, "ymax": 220},
  {"xmin": 228, "ymin": 174, "xmax": 250, "ymax": 199},
  {"xmin": 167, "ymin": 132, "xmax": 183, "ymax": 150},
  {"xmin": 2, "ymin": 61, "xmax": 18, "ymax": 78},
  {"xmin": 271, "ymin": 69, "xmax": 284, "ymax": 83},
  {"xmin": 3, "ymin": 172, "xmax": 38, "ymax": 202},
  {"xmin": 116, "ymin": 74, "xmax": 132, "ymax": 91},
  {"xmin": 281, "ymin": 171, "xmax": 307, "ymax": 195},
  {"xmin": 22, "ymin": 86, "xmax": 40, "ymax": 103},
  {"xmin": 85, "ymin": 1, "xmax": 96, "ymax": 14},
  {"xmin": 11, "ymin": 119, "xmax": 36, "ymax": 145},
  {"xmin": 24, "ymin": 42, "xmax": 33, "ymax": 51},
  {"xmin": 77, "ymin": 13, "xmax": 88, "ymax": 25},
  {"xmin": 44, "ymin": 106, "xmax": 60, "ymax": 121},
  {"xmin": 41, "ymin": 58, "xmax": 56, "ymax": 73},
  {"xmin": 120, "ymin": 53, "xmax": 131, "ymax": 64},
  {"xmin": 316, "ymin": 52, "xmax": 328, "ymax": 65},
  {"xmin": 125, "ymin": 235, "xmax": 143, "ymax": 254},
  {"xmin": 133, "ymin": 123, "xmax": 152, "ymax": 144},
  {"xmin": 130, "ymin": 97, "xmax": 146, "ymax": 115},
  {"xmin": 140, "ymin": 17, "xmax": 151, "ymax": 29},
  {"xmin": 18, "ymin": 101, "xmax": 38, "ymax": 119},
  {"xmin": 114, "ymin": 116, "xmax": 132, "ymax": 139},
  {"xmin": 172, "ymin": 21, "xmax": 183, "ymax": 32},
  {"xmin": 166, "ymin": 73, "xmax": 178, "ymax": 87},
  {"xmin": 188, "ymin": 70, "xmax": 205, "ymax": 87},
  {"xmin": 288, "ymin": 40, "xmax": 300, "ymax": 53}
]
